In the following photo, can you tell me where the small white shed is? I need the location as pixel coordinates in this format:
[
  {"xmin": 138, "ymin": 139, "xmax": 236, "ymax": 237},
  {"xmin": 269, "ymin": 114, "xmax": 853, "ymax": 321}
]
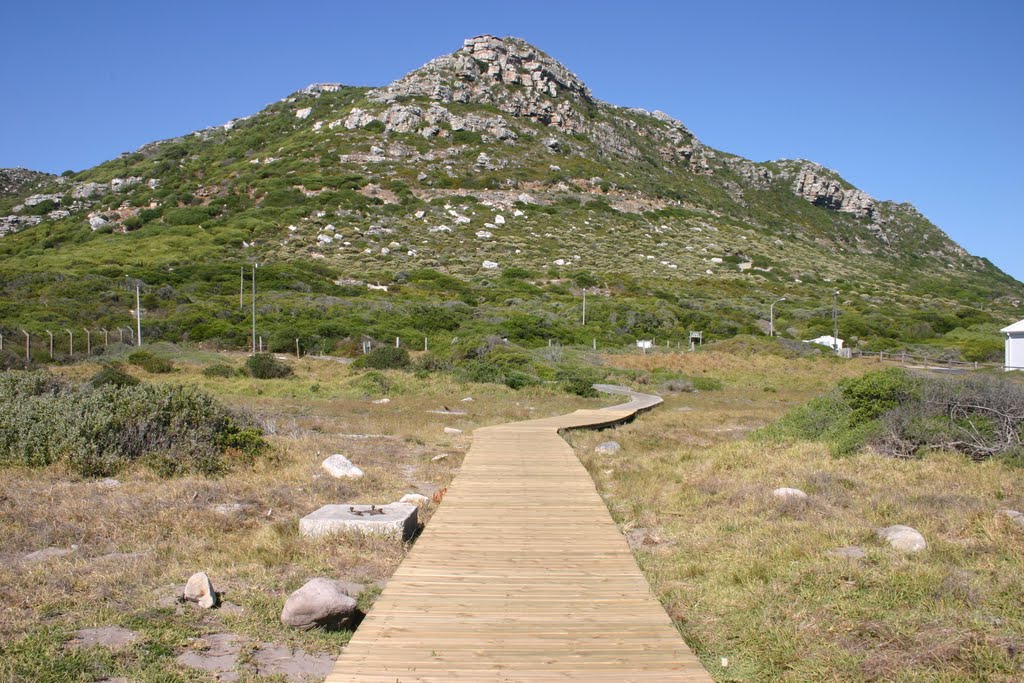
[
  {"xmin": 1003, "ymin": 319, "xmax": 1024, "ymax": 371},
  {"xmin": 803, "ymin": 335, "xmax": 844, "ymax": 350}
]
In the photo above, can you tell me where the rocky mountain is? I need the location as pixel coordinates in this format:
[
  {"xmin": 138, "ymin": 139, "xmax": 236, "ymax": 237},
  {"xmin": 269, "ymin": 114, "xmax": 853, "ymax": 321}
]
[{"xmin": 0, "ymin": 35, "xmax": 1020, "ymax": 360}]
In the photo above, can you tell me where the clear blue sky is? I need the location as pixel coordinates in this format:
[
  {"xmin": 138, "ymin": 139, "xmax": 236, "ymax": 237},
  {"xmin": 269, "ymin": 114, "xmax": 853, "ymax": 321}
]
[{"xmin": 2, "ymin": 0, "xmax": 1021, "ymax": 281}]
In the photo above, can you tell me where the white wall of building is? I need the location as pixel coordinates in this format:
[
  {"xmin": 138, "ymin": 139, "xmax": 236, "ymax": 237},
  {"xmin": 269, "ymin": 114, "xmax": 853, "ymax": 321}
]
[{"xmin": 1008, "ymin": 332, "xmax": 1024, "ymax": 371}]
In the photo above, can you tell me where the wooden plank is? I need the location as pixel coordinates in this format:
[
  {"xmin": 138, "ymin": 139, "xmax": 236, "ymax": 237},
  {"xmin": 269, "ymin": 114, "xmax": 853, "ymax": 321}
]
[{"xmin": 325, "ymin": 387, "xmax": 711, "ymax": 682}]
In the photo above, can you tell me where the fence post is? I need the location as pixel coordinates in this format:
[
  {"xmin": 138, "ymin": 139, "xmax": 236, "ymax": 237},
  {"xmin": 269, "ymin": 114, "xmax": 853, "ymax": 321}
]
[
  {"xmin": 395, "ymin": 337, "xmax": 400, "ymax": 348},
  {"xmin": 424, "ymin": 337, "xmax": 428, "ymax": 352},
  {"xmin": 295, "ymin": 338, "xmax": 300, "ymax": 358}
]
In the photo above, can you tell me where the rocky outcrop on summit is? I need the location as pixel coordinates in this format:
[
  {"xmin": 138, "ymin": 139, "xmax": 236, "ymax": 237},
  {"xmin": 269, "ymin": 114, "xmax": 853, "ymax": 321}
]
[
  {"xmin": 0, "ymin": 168, "xmax": 54, "ymax": 198},
  {"xmin": 791, "ymin": 163, "xmax": 875, "ymax": 219},
  {"xmin": 369, "ymin": 35, "xmax": 593, "ymax": 134}
]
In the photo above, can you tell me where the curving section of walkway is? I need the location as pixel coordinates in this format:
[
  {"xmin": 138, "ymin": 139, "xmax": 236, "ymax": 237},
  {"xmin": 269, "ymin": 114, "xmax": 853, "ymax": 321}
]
[{"xmin": 326, "ymin": 386, "xmax": 711, "ymax": 682}]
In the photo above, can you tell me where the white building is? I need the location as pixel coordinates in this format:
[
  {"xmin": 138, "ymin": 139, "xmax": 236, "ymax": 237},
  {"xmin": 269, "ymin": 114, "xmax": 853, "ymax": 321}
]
[
  {"xmin": 803, "ymin": 335, "xmax": 844, "ymax": 350},
  {"xmin": 1002, "ymin": 319, "xmax": 1024, "ymax": 371}
]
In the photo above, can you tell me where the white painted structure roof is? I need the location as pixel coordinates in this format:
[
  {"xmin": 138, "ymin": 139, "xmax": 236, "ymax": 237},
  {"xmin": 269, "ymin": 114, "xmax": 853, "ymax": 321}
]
[{"xmin": 1001, "ymin": 319, "xmax": 1024, "ymax": 334}]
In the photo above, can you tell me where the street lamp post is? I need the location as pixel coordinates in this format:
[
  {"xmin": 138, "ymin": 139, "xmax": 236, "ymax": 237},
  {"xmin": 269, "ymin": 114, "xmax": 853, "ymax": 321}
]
[
  {"xmin": 832, "ymin": 290, "xmax": 840, "ymax": 352},
  {"xmin": 135, "ymin": 285, "xmax": 142, "ymax": 347},
  {"xmin": 251, "ymin": 263, "xmax": 258, "ymax": 354},
  {"xmin": 770, "ymin": 297, "xmax": 786, "ymax": 337}
]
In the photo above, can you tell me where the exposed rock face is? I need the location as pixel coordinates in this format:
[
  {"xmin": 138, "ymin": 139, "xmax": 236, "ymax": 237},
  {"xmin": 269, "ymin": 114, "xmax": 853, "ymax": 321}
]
[
  {"xmin": 343, "ymin": 102, "xmax": 517, "ymax": 141},
  {"xmin": 369, "ymin": 34, "xmax": 593, "ymax": 134},
  {"xmin": 595, "ymin": 441, "xmax": 621, "ymax": 455},
  {"xmin": 280, "ymin": 578, "xmax": 358, "ymax": 630},
  {"xmin": 0, "ymin": 214, "xmax": 43, "ymax": 236},
  {"xmin": 792, "ymin": 164, "xmax": 875, "ymax": 218},
  {"xmin": 0, "ymin": 167, "xmax": 53, "ymax": 197}
]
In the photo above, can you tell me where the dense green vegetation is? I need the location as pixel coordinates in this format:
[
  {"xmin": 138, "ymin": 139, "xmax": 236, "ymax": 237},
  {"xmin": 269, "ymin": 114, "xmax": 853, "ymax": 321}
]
[
  {"xmin": 0, "ymin": 370, "xmax": 267, "ymax": 476},
  {"xmin": 0, "ymin": 59, "xmax": 1020, "ymax": 363},
  {"xmin": 764, "ymin": 368, "xmax": 1024, "ymax": 461}
]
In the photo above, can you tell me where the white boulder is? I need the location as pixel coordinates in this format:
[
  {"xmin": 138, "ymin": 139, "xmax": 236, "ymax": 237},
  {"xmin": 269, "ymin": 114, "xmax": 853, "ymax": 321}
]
[
  {"xmin": 321, "ymin": 454, "xmax": 364, "ymax": 479},
  {"xmin": 877, "ymin": 525, "xmax": 927, "ymax": 552},
  {"xmin": 183, "ymin": 572, "xmax": 218, "ymax": 609}
]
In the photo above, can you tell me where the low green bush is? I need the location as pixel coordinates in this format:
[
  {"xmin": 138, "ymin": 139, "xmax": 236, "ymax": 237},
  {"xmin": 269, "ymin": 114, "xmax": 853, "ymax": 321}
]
[
  {"xmin": 555, "ymin": 366, "xmax": 602, "ymax": 398},
  {"xmin": 354, "ymin": 370, "xmax": 392, "ymax": 396},
  {"xmin": 766, "ymin": 369, "xmax": 1024, "ymax": 461},
  {"xmin": 0, "ymin": 371, "xmax": 267, "ymax": 477},
  {"xmin": 203, "ymin": 363, "xmax": 239, "ymax": 378},
  {"xmin": 352, "ymin": 346, "xmax": 411, "ymax": 370},
  {"xmin": 691, "ymin": 376, "xmax": 724, "ymax": 391},
  {"xmin": 89, "ymin": 365, "xmax": 140, "ymax": 388},
  {"xmin": 128, "ymin": 350, "xmax": 175, "ymax": 374},
  {"xmin": 245, "ymin": 353, "xmax": 293, "ymax": 379}
]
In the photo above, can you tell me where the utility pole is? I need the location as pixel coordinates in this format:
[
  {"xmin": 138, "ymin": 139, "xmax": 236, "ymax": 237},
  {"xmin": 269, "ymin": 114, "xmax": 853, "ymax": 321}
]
[
  {"xmin": 251, "ymin": 263, "xmax": 257, "ymax": 354},
  {"xmin": 582, "ymin": 288, "xmax": 587, "ymax": 326},
  {"xmin": 46, "ymin": 330, "xmax": 53, "ymax": 359},
  {"xmin": 832, "ymin": 290, "xmax": 839, "ymax": 352},
  {"xmin": 136, "ymin": 285, "xmax": 142, "ymax": 347},
  {"xmin": 65, "ymin": 328, "xmax": 74, "ymax": 356},
  {"xmin": 22, "ymin": 330, "xmax": 29, "ymax": 363},
  {"xmin": 770, "ymin": 297, "xmax": 786, "ymax": 337}
]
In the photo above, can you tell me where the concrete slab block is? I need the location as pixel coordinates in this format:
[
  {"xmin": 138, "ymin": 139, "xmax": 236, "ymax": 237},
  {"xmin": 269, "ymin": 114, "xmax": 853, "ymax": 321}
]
[{"xmin": 299, "ymin": 503, "xmax": 418, "ymax": 541}]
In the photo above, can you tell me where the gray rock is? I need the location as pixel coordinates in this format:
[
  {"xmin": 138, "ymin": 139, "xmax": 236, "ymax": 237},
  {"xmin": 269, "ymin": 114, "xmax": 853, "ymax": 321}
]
[
  {"xmin": 877, "ymin": 525, "xmax": 927, "ymax": 552},
  {"xmin": 443, "ymin": 426, "xmax": 463, "ymax": 435},
  {"xmin": 23, "ymin": 546, "xmax": 76, "ymax": 563},
  {"xmin": 183, "ymin": 571, "xmax": 218, "ymax": 608},
  {"xmin": 299, "ymin": 503, "xmax": 418, "ymax": 541},
  {"xmin": 595, "ymin": 441, "xmax": 621, "ymax": 455},
  {"xmin": 252, "ymin": 642, "xmax": 336, "ymax": 681},
  {"xmin": 280, "ymin": 578, "xmax": 358, "ymax": 630},
  {"xmin": 830, "ymin": 546, "xmax": 866, "ymax": 560},
  {"xmin": 321, "ymin": 453, "xmax": 364, "ymax": 479},
  {"xmin": 176, "ymin": 632, "xmax": 241, "ymax": 677},
  {"xmin": 996, "ymin": 509, "xmax": 1024, "ymax": 526},
  {"xmin": 68, "ymin": 626, "xmax": 140, "ymax": 650},
  {"xmin": 399, "ymin": 493, "xmax": 430, "ymax": 506},
  {"xmin": 212, "ymin": 503, "xmax": 248, "ymax": 516},
  {"xmin": 88, "ymin": 215, "xmax": 108, "ymax": 230},
  {"xmin": 772, "ymin": 487, "xmax": 808, "ymax": 500},
  {"xmin": 72, "ymin": 181, "xmax": 108, "ymax": 199},
  {"xmin": 431, "ymin": 453, "xmax": 450, "ymax": 462}
]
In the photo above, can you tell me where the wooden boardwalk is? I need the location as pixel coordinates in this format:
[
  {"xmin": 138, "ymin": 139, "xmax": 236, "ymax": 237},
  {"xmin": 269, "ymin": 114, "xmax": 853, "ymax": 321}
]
[{"xmin": 326, "ymin": 386, "xmax": 711, "ymax": 682}]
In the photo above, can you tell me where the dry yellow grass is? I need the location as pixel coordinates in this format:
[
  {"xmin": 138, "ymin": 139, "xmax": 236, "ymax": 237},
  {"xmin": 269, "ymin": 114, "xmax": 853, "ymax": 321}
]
[
  {"xmin": 0, "ymin": 353, "xmax": 608, "ymax": 681},
  {"xmin": 567, "ymin": 351, "xmax": 1024, "ymax": 681}
]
